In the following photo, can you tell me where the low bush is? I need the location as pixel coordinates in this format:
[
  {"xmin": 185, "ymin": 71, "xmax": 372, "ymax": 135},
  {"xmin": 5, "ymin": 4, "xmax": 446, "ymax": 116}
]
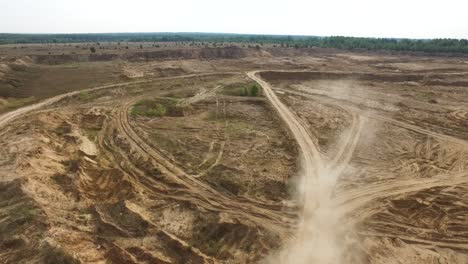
[
  {"xmin": 131, "ymin": 102, "xmax": 167, "ymax": 117},
  {"xmin": 42, "ymin": 243, "xmax": 81, "ymax": 264},
  {"xmin": 77, "ymin": 91, "xmax": 93, "ymax": 101},
  {"xmin": 222, "ymin": 83, "xmax": 261, "ymax": 97},
  {"xmin": 131, "ymin": 98, "xmax": 185, "ymax": 117},
  {"xmin": 63, "ymin": 159, "xmax": 80, "ymax": 173},
  {"xmin": 55, "ymin": 122, "xmax": 72, "ymax": 135}
]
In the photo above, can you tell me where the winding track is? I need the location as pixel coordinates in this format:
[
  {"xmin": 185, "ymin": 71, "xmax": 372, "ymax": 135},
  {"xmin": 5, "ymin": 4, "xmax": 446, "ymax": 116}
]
[
  {"xmin": 0, "ymin": 72, "xmax": 240, "ymax": 129},
  {"xmin": 279, "ymin": 86, "xmax": 468, "ymax": 147},
  {"xmin": 248, "ymin": 71, "xmax": 324, "ymax": 176},
  {"xmin": 0, "ymin": 80, "xmax": 147, "ymax": 128},
  {"xmin": 113, "ymin": 93, "xmax": 297, "ymax": 234}
]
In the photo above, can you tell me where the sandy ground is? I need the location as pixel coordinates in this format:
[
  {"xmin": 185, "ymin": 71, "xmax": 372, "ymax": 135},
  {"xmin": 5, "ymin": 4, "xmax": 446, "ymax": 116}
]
[{"xmin": 0, "ymin": 45, "xmax": 467, "ymax": 263}]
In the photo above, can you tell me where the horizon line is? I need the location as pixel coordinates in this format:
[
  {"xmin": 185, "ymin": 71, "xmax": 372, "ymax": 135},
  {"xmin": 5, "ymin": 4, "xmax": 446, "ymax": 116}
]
[{"xmin": 0, "ymin": 31, "xmax": 467, "ymax": 41}]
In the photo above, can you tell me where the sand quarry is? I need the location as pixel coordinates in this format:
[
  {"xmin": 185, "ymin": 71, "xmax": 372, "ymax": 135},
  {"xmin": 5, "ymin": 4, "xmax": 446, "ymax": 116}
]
[{"xmin": 0, "ymin": 44, "xmax": 468, "ymax": 263}]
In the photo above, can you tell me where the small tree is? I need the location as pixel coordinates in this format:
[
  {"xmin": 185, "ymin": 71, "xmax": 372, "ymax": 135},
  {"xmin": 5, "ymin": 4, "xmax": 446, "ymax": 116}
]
[
  {"xmin": 243, "ymin": 87, "xmax": 249, "ymax": 96},
  {"xmin": 250, "ymin": 84, "xmax": 260, "ymax": 96},
  {"xmin": 90, "ymin": 47, "xmax": 96, "ymax": 53}
]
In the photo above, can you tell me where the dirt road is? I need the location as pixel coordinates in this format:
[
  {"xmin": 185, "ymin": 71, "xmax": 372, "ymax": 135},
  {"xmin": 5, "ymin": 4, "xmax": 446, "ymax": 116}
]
[{"xmin": 0, "ymin": 72, "xmax": 240, "ymax": 129}]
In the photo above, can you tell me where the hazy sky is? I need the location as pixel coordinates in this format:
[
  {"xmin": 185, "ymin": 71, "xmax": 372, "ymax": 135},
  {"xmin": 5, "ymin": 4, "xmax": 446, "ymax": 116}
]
[{"xmin": 1, "ymin": 0, "xmax": 467, "ymax": 39}]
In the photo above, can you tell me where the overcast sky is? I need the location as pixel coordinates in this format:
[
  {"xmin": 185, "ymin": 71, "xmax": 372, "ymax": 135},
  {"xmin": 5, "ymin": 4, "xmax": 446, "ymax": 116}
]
[{"xmin": 1, "ymin": 0, "xmax": 467, "ymax": 39}]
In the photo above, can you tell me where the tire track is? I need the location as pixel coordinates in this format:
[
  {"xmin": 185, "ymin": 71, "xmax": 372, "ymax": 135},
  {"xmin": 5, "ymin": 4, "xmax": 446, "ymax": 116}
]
[
  {"xmin": 327, "ymin": 112, "xmax": 364, "ymax": 177},
  {"xmin": 335, "ymin": 171, "xmax": 468, "ymax": 218},
  {"xmin": 0, "ymin": 71, "xmax": 295, "ymax": 237},
  {"xmin": 279, "ymin": 86, "xmax": 468, "ymax": 147},
  {"xmin": 0, "ymin": 72, "xmax": 240, "ymax": 129},
  {"xmin": 114, "ymin": 93, "xmax": 296, "ymax": 236},
  {"xmin": 252, "ymin": 70, "xmax": 468, "ymax": 260}
]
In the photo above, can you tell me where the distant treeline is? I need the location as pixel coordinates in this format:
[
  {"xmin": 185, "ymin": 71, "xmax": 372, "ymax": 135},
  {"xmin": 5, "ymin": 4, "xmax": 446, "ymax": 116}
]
[{"xmin": 1, "ymin": 32, "xmax": 468, "ymax": 54}]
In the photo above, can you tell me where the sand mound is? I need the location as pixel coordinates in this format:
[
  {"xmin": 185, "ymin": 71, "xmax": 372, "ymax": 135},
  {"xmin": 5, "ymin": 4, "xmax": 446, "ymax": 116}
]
[
  {"xmin": 122, "ymin": 66, "xmax": 144, "ymax": 79},
  {"xmin": 0, "ymin": 63, "xmax": 10, "ymax": 80},
  {"xmin": 4, "ymin": 56, "xmax": 33, "ymax": 71},
  {"xmin": 0, "ymin": 98, "xmax": 8, "ymax": 112},
  {"xmin": 14, "ymin": 56, "xmax": 33, "ymax": 65},
  {"xmin": 0, "ymin": 63, "xmax": 10, "ymax": 72},
  {"xmin": 78, "ymin": 134, "xmax": 98, "ymax": 157}
]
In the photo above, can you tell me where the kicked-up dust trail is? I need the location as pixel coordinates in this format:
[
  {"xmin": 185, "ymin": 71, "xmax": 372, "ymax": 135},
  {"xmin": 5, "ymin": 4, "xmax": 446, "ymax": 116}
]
[
  {"xmin": 249, "ymin": 71, "xmax": 363, "ymax": 263},
  {"xmin": 249, "ymin": 71, "xmax": 365, "ymax": 263}
]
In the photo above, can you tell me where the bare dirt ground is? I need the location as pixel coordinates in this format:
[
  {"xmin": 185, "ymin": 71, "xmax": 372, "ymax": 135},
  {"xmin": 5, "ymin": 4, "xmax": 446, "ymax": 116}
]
[{"xmin": 0, "ymin": 44, "xmax": 467, "ymax": 263}]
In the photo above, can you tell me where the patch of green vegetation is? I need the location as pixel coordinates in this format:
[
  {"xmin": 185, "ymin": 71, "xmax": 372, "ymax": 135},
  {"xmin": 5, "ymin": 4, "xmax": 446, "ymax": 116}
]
[
  {"xmin": 55, "ymin": 121, "xmax": 72, "ymax": 135},
  {"xmin": 249, "ymin": 84, "xmax": 260, "ymax": 96},
  {"xmin": 83, "ymin": 127, "xmax": 100, "ymax": 141},
  {"xmin": 198, "ymin": 156, "xmax": 218, "ymax": 171},
  {"xmin": 0, "ymin": 97, "xmax": 36, "ymax": 113},
  {"xmin": 221, "ymin": 83, "xmax": 261, "ymax": 97},
  {"xmin": 12, "ymin": 207, "xmax": 37, "ymax": 223},
  {"xmin": 0, "ymin": 205, "xmax": 37, "ymax": 238},
  {"xmin": 204, "ymin": 165, "xmax": 246, "ymax": 196},
  {"xmin": 51, "ymin": 173, "xmax": 72, "ymax": 186},
  {"xmin": 0, "ymin": 237, "xmax": 26, "ymax": 250},
  {"xmin": 132, "ymin": 102, "xmax": 166, "ymax": 117},
  {"xmin": 77, "ymin": 91, "xmax": 95, "ymax": 101},
  {"xmin": 98, "ymin": 202, "xmax": 149, "ymax": 236},
  {"xmin": 131, "ymin": 98, "xmax": 186, "ymax": 117},
  {"xmin": 226, "ymin": 121, "xmax": 252, "ymax": 135},
  {"xmin": 204, "ymin": 111, "xmax": 222, "ymax": 122},
  {"xmin": 41, "ymin": 243, "xmax": 81, "ymax": 264},
  {"xmin": 150, "ymin": 132, "xmax": 180, "ymax": 153}
]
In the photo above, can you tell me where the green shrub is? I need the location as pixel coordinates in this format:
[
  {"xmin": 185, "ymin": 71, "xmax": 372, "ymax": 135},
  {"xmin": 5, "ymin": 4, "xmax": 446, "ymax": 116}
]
[
  {"xmin": 78, "ymin": 91, "xmax": 94, "ymax": 101},
  {"xmin": 42, "ymin": 243, "xmax": 80, "ymax": 264},
  {"xmin": 63, "ymin": 159, "xmax": 80, "ymax": 173},
  {"xmin": 55, "ymin": 122, "xmax": 72, "ymax": 135},
  {"xmin": 3, "ymin": 97, "xmax": 36, "ymax": 110},
  {"xmin": 131, "ymin": 100, "xmax": 167, "ymax": 117},
  {"xmin": 249, "ymin": 84, "xmax": 260, "ymax": 96},
  {"xmin": 0, "ymin": 237, "xmax": 26, "ymax": 250},
  {"xmin": 147, "ymin": 104, "xmax": 166, "ymax": 116},
  {"xmin": 222, "ymin": 83, "xmax": 261, "ymax": 97},
  {"xmin": 13, "ymin": 207, "xmax": 37, "ymax": 223}
]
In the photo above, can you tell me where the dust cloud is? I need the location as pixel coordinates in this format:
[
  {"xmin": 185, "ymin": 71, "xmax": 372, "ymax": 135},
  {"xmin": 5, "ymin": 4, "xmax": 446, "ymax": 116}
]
[
  {"xmin": 285, "ymin": 176, "xmax": 343, "ymax": 263},
  {"xmin": 268, "ymin": 146, "xmax": 346, "ymax": 264},
  {"xmin": 250, "ymin": 72, "xmax": 371, "ymax": 264},
  {"xmin": 266, "ymin": 101, "xmax": 368, "ymax": 264}
]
